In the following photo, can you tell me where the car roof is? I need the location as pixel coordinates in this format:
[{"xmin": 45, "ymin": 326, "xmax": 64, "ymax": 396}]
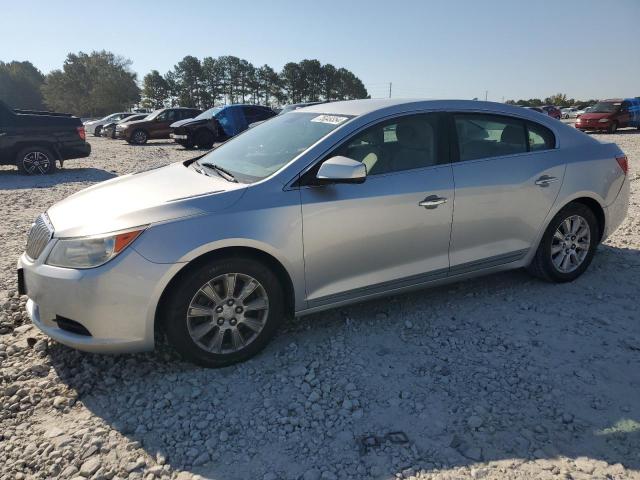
[{"xmin": 297, "ymin": 98, "xmax": 558, "ymax": 119}]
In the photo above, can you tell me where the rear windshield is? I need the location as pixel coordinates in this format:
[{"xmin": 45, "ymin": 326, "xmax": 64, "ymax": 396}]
[{"xmin": 197, "ymin": 112, "xmax": 352, "ymax": 183}]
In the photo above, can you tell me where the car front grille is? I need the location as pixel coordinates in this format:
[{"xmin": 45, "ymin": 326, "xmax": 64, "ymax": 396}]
[{"xmin": 26, "ymin": 213, "xmax": 54, "ymax": 260}]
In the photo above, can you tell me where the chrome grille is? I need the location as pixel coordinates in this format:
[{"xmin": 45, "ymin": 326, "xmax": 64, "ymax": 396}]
[{"xmin": 26, "ymin": 214, "xmax": 54, "ymax": 260}]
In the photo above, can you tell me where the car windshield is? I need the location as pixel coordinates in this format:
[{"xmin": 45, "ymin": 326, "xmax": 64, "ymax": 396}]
[
  {"xmin": 195, "ymin": 107, "xmax": 223, "ymax": 120},
  {"xmin": 196, "ymin": 112, "xmax": 352, "ymax": 183},
  {"xmin": 589, "ymin": 102, "xmax": 620, "ymax": 113},
  {"xmin": 145, "ymin": 109, "xmax": 163, "ymax": 120}
]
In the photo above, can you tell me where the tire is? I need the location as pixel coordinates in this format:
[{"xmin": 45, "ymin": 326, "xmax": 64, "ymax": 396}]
[
  {"xmin": 528, "ymin": 203, "xmax": 599, "ymax": 283},
  {"xmin": 195, "ymin": 130, "xmax": 215, "ymax": 149},
  {"xmin": 16, "ymin": 146, "xmax": 57, "ymax": 175},
  {"xmin": 163, "ymin": 257, "xmax": 285, "ymax": 367},
  {"xmin": 94, "ymin": 126, "xmax": 102, "ymax": 137},
  {"xmin": 608, "ymin": 121, "xmax": 618, "ymax": 134},
  {"xmin": 130, "ymin": 129, "xmax": 148, "ymax": 145}
]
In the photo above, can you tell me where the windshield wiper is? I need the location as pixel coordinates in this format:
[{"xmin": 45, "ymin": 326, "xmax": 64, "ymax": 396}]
[{"xmin": 200, "ymin": 163, "xmax": 238, "ymax": 183}]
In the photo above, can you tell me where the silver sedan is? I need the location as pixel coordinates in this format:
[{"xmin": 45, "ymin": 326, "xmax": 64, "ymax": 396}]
[{"xmin": 18, "ymin": 99, "xmax": 630, "ymax": 367}]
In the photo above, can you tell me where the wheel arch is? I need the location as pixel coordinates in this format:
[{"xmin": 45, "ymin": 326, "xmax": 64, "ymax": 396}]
[{"xmin": 154, "ymin": 245, "xmax": 296, "ymax": 338}]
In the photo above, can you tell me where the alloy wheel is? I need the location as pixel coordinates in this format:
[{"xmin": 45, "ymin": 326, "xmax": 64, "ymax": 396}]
[
  {"xmin": 550, "ymin": 215, "xmax": 591, "ymax": 273},
  {"xmin": 22, "ymin": 151, "xmax": 51, "ymax": 174},
  {"xmin": 186, "ymin": 273, "xmax": 269, "ymax": 354}
]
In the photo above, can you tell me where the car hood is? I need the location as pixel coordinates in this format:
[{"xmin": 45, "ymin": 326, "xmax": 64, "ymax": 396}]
[
  {"xmin": 578, "ymin": 112, "xmax": 611, "ymax": 120},
  {"xmin": 170, "ymin": 118, "xmax": 207, "ymax": 128},
  {"xmin": 47, "ymin": 162, "xmax": 246, "ymax": 238},
  {"xmin": 119, "ymin": 118, "xmax": 149, "ymax": 128}
]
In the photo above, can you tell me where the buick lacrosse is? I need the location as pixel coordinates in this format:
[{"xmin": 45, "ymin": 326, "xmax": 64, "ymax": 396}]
[{"xmin": 18, "ymin": 99, "xmax": 629, "ymax": 367}]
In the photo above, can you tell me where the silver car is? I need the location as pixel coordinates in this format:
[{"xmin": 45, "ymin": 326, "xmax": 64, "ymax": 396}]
[{"xmin": 18, "ymin": 99, "xmax": 629, "ymax": 367}]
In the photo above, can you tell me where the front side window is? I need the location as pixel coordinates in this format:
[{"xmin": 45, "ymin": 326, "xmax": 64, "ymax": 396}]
[
  {"xmin": 157, "ymin": 110, "xmax": 177, "ymax": 122},
  {"xmin": 197, "ymin": 112, "xmax": 351, "ymax": 183},
  {"xmin": 332, "ymin": 114, "xmax": 441, "ymax": 175},
  {"xmin": 454, "ymin": 114, "xmax": 527, "ymax": 161}
]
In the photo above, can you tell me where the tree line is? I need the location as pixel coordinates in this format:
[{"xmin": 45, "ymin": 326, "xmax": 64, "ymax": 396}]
[
  {"xmin": 0, "ymin": 51, "xmax": 368, "ymax": 117},
  {"xmin": 505, "ymin": 93, "xmax": 599, "ymax": 108},
  {"xmin": 142, "ymin": 55, "xmax": 368, "ymax": 110}
]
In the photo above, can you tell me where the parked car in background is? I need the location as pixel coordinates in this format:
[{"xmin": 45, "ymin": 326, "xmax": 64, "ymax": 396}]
[
  {"xmin": 101, "ymin": 114, "xmax": 148, "ymax": 139},
  {"xmin": 170, "ymin": 104, "xmax": 275, "ymax": 149},
  {"xmin": 561, "ymin": 107, "xmax": 579, "ymax": 119},
  {"xmin": 0, "ymin": 100, "xmax": 90, "ymax": 175},
  {"xmin": 84, "ymin": 112, "xmax": 137, "ymax": 137},
  {"xmin": 524, "ymin": 106, "xmax": 546, "ymax": 114},
  {"xmin": 117, "ymin": 107, "xmax": 202, "ymax": 144},
  {"xmin": 575, "ymin": 98, "xmax": 640, "ymax": 133},
  {"xmin": 18, "ymin": 99, "xmax": 629, "ymax": 366},
  {"xmin": 541, "ymin": 105, "xmax": 561, "ymax": 119},
  {"xmin": 575, "ymin": 106, "xmax": 593, "ymax": 117}
]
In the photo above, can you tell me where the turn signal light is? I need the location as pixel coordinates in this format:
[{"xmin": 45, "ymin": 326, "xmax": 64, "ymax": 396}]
[
  {"xmin": 616, "ymin": 155, "xmax": 628, "ymax": 175},
  {"xmin": 114, "ymin": 230, "xmax": 144, "ymax": 253}
]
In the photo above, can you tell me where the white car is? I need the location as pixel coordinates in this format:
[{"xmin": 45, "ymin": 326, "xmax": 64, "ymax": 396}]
[
  {"xmin": 561, "ymin": 108, "xmax": 578, "ymax": 119},
  {"xmin": 83, "ymin": 112, "xmax": 137, "ymax": 137}
]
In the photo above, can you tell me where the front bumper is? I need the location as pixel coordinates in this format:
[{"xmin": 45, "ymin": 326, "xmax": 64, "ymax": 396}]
[
  {"xmin": 18, "ymin": 244, "xmax": 181, "ymax": 354},
  {"xmin": 575, "ymin": 120, "xmax": 610, "ymax": 131}
]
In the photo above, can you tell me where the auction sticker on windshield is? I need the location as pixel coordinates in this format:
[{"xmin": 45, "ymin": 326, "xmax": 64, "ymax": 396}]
[{"xmin": 311, "ymin": 115, "xmax": 349, "ymax": 125}]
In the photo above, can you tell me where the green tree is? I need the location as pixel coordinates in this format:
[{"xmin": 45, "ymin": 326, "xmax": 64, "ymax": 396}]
[
  {"xmin": 141, "ymin": 70, "xmax": 169, "ymax": 109},
  {"xmin": 0, "ymin": 60, "xmax": 45, "ymax": 109},
  {"xmin": 172, "ymin": 56, "xmax": 205, "ymax": 108},
  {"xmin": 42, "ymin": 51, "xmax": 139, "ymax": 116}
]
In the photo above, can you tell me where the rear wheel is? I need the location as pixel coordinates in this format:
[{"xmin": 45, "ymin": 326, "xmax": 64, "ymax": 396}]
[
  {"xmin": 131, "ymin": 129, "xmax": 148, "ymax": 145},
  {"xmin": 94, "ymin": 126, "xmax": 102, "ymax": 137},
  {"xmin": 163, "ymin": 257, "xmax": 285, "ymax": 367},
  {"xmin": 528, "ymin": 203, "xmax": 598, "ymax": 283},
  {"xmin": 608, "ymin": 121, "xmax": 618, "ymax": 134},
  {"xmin": 16, "ymin": 147, "xmax": 57, "ymax": 175}
]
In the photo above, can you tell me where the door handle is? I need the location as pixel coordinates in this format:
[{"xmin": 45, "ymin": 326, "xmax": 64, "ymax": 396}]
[
  {"xmin": 535, "ymin": 175, "xmax": 558, "ymax": 187},
  {"xmin": 419, "ymin": 195, "xmax": 447, "ymax": 209}
]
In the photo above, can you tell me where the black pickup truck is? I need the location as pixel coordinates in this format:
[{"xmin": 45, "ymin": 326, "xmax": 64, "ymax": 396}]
[{"xmin": 0, "ymin": 101, "xmax": 91, "ymax": 174}]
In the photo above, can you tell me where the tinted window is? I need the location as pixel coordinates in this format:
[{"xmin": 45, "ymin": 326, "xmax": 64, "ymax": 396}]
[
  {"xmin": 527, "ymin": 122, "xmax": 555, "ymax": 151},
  {"xmin": 454, "ymin": 114, "xmax": 527, "ymax": 161},
  {"xmin": 333, "ymin": 114, "xmax": 440, "ymax": 175},
  {"xmin": 244, "ymin": 106, "xmax": 272, "ymax": 123},
  {"xmin": 157, "ymin": 110, "xmax": 178, "ymax": 122}
]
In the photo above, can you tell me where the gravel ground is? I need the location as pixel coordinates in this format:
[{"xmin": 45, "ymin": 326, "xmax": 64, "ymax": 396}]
[{"xmin": 1, "ymin": 130, "xmax": 639, "ymax": 480}]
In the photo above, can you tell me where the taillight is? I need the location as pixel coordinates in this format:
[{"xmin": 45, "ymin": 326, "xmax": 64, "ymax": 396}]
[
  {"xmin": 77, "ymin": 126, "xmax": 86, "ymax": 141},
  {"xmin": 616, "ymin": 155, "xmax": 628, "ymax": 175}
]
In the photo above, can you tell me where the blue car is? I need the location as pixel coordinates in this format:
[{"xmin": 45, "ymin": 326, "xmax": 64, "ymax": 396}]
[{"xmin": 170, "ymin": 104, "xmax": 276, "ymax": 149}]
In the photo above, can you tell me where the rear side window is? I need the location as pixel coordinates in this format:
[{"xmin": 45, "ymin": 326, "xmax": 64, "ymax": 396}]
[
  {"xmin": 454, "ymin": 114, "xmax": 527, "ymax": 161},
  {"xmin": 527, "ymin": 121, "xmax": 555, "ymax": 151}
]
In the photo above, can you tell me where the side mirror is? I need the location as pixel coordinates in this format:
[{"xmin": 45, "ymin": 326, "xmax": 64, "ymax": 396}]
[{"xmin": 316, "ymin": 156, "xmax": 366, "ymax": 184}]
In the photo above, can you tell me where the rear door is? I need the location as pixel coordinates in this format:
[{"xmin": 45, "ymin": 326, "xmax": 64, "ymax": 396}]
[
  {"xmin": 300, "ymin": 113, "xmax": 454, "ymax": 307},
  {"xmin": 448, "ymin": 113, "xmax": 565, "ymax": 272}
]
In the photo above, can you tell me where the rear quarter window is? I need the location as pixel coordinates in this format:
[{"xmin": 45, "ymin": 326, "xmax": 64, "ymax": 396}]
[{"xmin": 527, "ymin": 121, "xmax": 555, "ymax": 151}]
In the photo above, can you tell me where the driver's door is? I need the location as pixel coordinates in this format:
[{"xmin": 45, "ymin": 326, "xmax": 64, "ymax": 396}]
[
  {"xmin": 152, "ymin": 110, "xmax": 178, "ymax": 138},
  {"xmin": 300, "ymin": 113, "xmax": 454, "ymax": 308}
]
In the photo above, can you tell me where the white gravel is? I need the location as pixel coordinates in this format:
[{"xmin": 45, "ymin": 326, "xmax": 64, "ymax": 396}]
[{"xmin": 1, "ymin": 131, "xmax": 639, "ymax": 480}]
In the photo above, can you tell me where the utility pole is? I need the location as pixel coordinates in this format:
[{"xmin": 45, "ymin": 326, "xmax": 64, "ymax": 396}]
[
  {"xmin": 389, "ymin": 82, "xmax": 392, "ymax": 98},
  {"xmin": 485, "ymin": 90, "xmax": 488, "ymax": 101}
]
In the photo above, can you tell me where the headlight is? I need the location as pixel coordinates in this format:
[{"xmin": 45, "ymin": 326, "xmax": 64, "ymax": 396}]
[
  {"xmin": 46, "ymin": 227, "xmax": 146, "ymax": 269},
  {"xmin": 576, "ymin": 117, "xmax": 582, "ymax": 122},
  {"xmin": 598, "ymin": 118, "xmax": 609, "ymax": 123}
]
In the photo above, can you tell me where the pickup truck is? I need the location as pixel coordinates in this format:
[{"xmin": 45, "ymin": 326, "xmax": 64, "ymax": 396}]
[{"xmin": 0, "ymin": 101, "xmax": 91, "ymax": 174}]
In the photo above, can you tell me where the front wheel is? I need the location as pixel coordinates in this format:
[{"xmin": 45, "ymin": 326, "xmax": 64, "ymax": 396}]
[
  {"xmin": 528, "ymin": 203, "xmax": 598, "ymax": 283},
  {"xmin": 163, "ymin": 258, "xmax": 285, "ymax": 367},
  {"xmin": 94, "ymin": 126, "xmax": 102, "ymax": 137},
  {"xmin": 16, "ymin": 147, "xmax": 57, "ymax": 175},
  {"xmin": 130, "ymin": 129, "xmax": 148, "ymax": 145}
]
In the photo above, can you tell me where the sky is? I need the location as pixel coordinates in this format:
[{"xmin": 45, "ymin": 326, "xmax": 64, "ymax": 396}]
[{"xmin": 1, "ymin": 0, "xmax": 638, "ymax": 101}]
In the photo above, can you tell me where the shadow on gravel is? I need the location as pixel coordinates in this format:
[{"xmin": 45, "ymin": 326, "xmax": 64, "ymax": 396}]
[
  {"xmin": 0, "ymin": 168, "xmax": 117, "ymax": 190},
  {"xmin": 46, "ymin": 246, "xmax": 640, "ymax": 479}
]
